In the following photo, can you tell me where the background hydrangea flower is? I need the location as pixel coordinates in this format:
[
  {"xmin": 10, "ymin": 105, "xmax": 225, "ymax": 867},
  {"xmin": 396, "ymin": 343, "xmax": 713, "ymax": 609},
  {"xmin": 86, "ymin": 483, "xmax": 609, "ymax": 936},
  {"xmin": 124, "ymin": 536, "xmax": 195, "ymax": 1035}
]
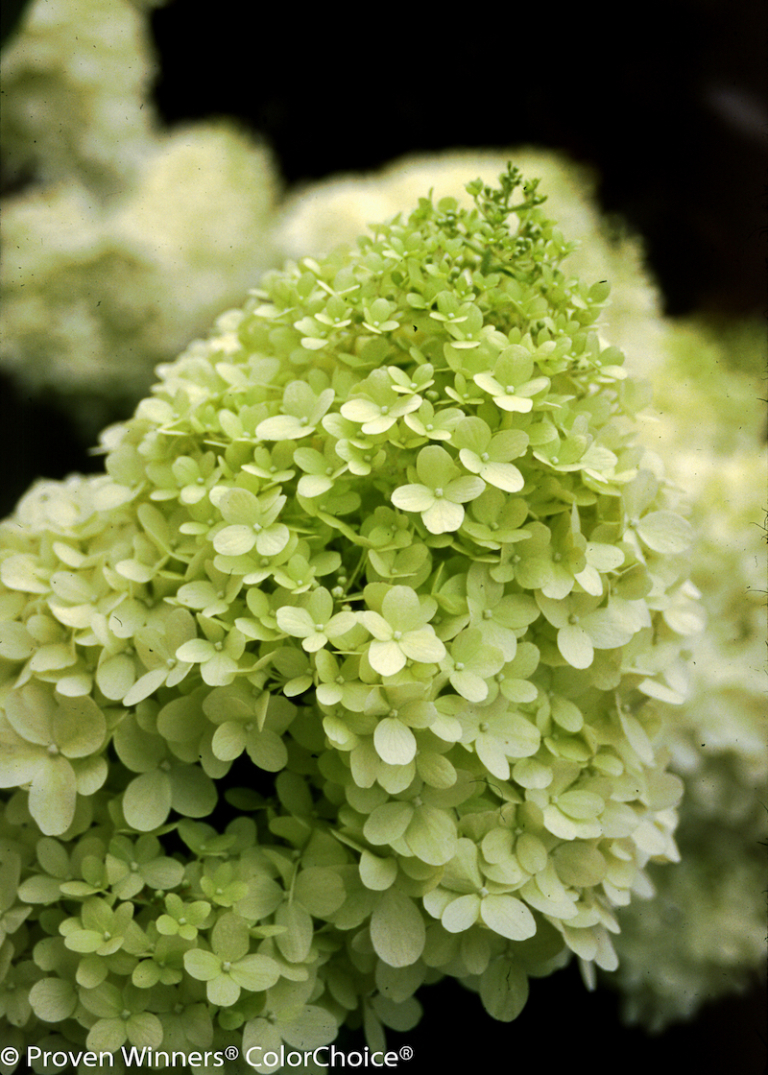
[
  {"xmin": 0, "ymin": 1, "xmax": 278, "ymax": 431},
  {"xmin": 600, "ymin": 318, "xmax": 767, "ymax": 1030}
]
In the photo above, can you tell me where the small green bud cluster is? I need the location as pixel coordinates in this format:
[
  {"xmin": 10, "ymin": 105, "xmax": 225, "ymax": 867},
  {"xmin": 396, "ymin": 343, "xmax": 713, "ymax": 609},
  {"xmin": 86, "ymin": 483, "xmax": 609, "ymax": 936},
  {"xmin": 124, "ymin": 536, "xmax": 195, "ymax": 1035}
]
[{"xmin": 0, "ymin": 167, "xmax": 697, "ymax": 1059}]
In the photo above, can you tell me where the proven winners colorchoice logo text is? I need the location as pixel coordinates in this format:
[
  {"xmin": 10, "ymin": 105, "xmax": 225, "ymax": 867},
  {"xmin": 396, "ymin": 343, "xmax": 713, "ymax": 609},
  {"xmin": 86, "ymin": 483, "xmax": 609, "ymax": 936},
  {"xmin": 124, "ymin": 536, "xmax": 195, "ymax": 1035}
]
[{"xmin": 20, "ymin": 1044, "xmax": 414, "ymax": 1069}]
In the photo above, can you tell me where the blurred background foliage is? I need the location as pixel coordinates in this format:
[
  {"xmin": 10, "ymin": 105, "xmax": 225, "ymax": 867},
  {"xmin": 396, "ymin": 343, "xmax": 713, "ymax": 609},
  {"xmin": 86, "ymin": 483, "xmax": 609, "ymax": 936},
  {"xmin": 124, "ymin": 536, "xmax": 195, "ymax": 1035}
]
[{"xmin": 0, "ymin": 1, "xmax": 765, "ymax": 1071}]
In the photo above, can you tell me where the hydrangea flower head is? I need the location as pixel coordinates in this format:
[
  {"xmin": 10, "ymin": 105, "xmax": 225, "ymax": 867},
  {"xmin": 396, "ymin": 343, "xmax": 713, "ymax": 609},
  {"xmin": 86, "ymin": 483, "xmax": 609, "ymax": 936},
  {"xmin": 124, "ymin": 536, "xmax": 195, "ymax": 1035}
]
[{"xmin": 0, "ymin": 165, "xmax": 698, "ymax": 1055}]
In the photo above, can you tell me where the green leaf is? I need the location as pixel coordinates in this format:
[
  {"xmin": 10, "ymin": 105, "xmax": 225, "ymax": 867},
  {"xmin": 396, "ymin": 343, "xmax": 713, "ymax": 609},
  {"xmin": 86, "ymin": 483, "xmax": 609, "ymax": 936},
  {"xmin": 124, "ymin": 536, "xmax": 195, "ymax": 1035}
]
[
  {"xmin": 169, "ymin": 764, "xmax": 218, "ymax": 818},
  {"xmin": 257, "ymin": 415, "xmax": 309, "ymax": 440},
  {"xmin": 556, "ymin": 789, "xmax": 604, "ymax": 819},
  {"xmin": 87, "ymin": 1018, "xmax": 128, "ymax": 1053},
  {"xmin": 211, "ymin": 912, "xmax": 250, "ymax": 962},
  {"xmin": 557, "ymin": 624, "xmax": 593, "ymax": 668},
  {"xmin": 422, "ymin": 499, "xmax": 464, "ymax": 534},
  {"xmin": 213, "ymin": 525, "xmax": 256, "ymax": 557},
  {"xmin": 126, "ymin": 1012, "xmax": 163, "ymax": 1049},
  {"xmin": 230, "ymin": 953, "xmax": 281, "ymax": 992},
  {"xmin": 480, "ymin": 959, "xmax": 529, "ymax": 1021},
  {"xmin": 479, "ymin": 894, "xmax": 537, "ymax": 941},
  {"xmin": 374, "ymin": 718, "xmax": 417, "ymax": 765},
  {"xmin": 368, "ymin": 640, "xmax": 407, "ymax": 677},
  {"xmin": 399, "ymin": 629, "xmax": 446, "ymax": 665},
  {"xmin": 405, "ymin": 805, "xmax": 457, "ymax": 865},
  {"xmin": 391, "ymin": 485, "xmax": 434, "ymax": 513},
  {"xmin": 246, "ymin": 728, "xmax": 288, "ymax": 772},
  {"xmin": 212, "ymin": 722, "xmax": 247, "ymax": 761},
  {"xmin": 29, "ymin": 755, "xmax": 77, "ymax": 836},
  {"xmin": 293, "ymin": 867, "xmax": 346, "ymax": 916},
  {"xmin": 96, "ymin": 654, "xmax": 136, "ymax": 701},
  {"xmin": 123, "ymin": 770, "xmax": 171, "ymax": 831},
  {"xmin": 275, "ymin": 902, "xmax": 314, "ymax": 963},
  {"xmin": 17, "ymin": 874, "xmax": 62, "ymax": 903},
  {"xmin": 370, "ymin": 888, "xmax": 425, "ymax": 967},
  {"xmin": 242, "ymin": 1020, "xmax": 284, "ymax": 1073},
  {"xmin": 359, "ymin": 851, "xmax": 398, "ymax": 892},
  {"xmin": 176, "ymin": 638, "xmax": 216, "ymax": 663},
  {"xmin": 618, "ymin": 708, "xmax": 654, "ymax": 764},
  {"xmin": 29, "ymin": 978, "xmax": 78, "ymax": 1022},
  {"xmin": 54, "ymin": 697, "xmax": 106, "ymax": 757},
  {"xmin": 442, "ymin": 893, "xmax": 480, "ymax": 933},
  {"xmin": 635, "ymin": 511, "xmax": 692, "ymax": 554},
  {"xmin": 183, "ymin": 948, "xmax": 221, "ymax": 982},
  {"xmin": 552, "ymin": 843, "xmax": 607, "ymax": 887},
  {"xmin": 550, "ymin": 696, "xmax": 583, "ymax": 733},
  {"xmin": 281, "ymin": 1005, "xmax": 339, "ymax": 1049},
  {"xmin": 64, "ymin": 928, "xmax": 103, "ymax": 954}
]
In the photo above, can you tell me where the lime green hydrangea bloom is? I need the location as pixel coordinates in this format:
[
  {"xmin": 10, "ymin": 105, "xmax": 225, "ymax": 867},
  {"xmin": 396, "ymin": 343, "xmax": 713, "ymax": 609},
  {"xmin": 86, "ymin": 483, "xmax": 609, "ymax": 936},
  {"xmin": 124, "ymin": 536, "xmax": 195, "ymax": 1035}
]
[
  {"xmin": 276, "ymin": 156, "xmax": 767, "ymax": 1029},
  {"xmin": 0, "ymin": 167, "xmax": 696, "ymax": 1057}
]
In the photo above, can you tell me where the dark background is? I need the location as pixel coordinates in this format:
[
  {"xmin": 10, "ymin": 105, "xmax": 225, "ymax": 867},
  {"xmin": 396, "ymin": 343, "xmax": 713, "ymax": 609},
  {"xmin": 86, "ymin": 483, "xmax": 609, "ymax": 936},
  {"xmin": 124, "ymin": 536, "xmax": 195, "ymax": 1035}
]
[{"xmin": 1, "ymin": 0, "xmax": 766, "ymax": 1070}]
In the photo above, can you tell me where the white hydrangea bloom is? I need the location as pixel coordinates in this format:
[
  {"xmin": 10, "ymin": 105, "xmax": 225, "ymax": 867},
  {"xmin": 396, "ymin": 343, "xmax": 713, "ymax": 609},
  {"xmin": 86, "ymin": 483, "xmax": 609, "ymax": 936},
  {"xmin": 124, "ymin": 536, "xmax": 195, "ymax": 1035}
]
[
  {"xmin": 0, "ymin": 0, "xmax": 279, "ymax": 429},
  {"xmin": 0, "ymin": 0, "xmax": 162, "ymax": 193},
  {"xmin": 1, "ymin": 124, "xmax": 278, "ymax": 428},
  {"xmin": 607, "ymin": 321, "xmax": 767, "ymax": 1028}
]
